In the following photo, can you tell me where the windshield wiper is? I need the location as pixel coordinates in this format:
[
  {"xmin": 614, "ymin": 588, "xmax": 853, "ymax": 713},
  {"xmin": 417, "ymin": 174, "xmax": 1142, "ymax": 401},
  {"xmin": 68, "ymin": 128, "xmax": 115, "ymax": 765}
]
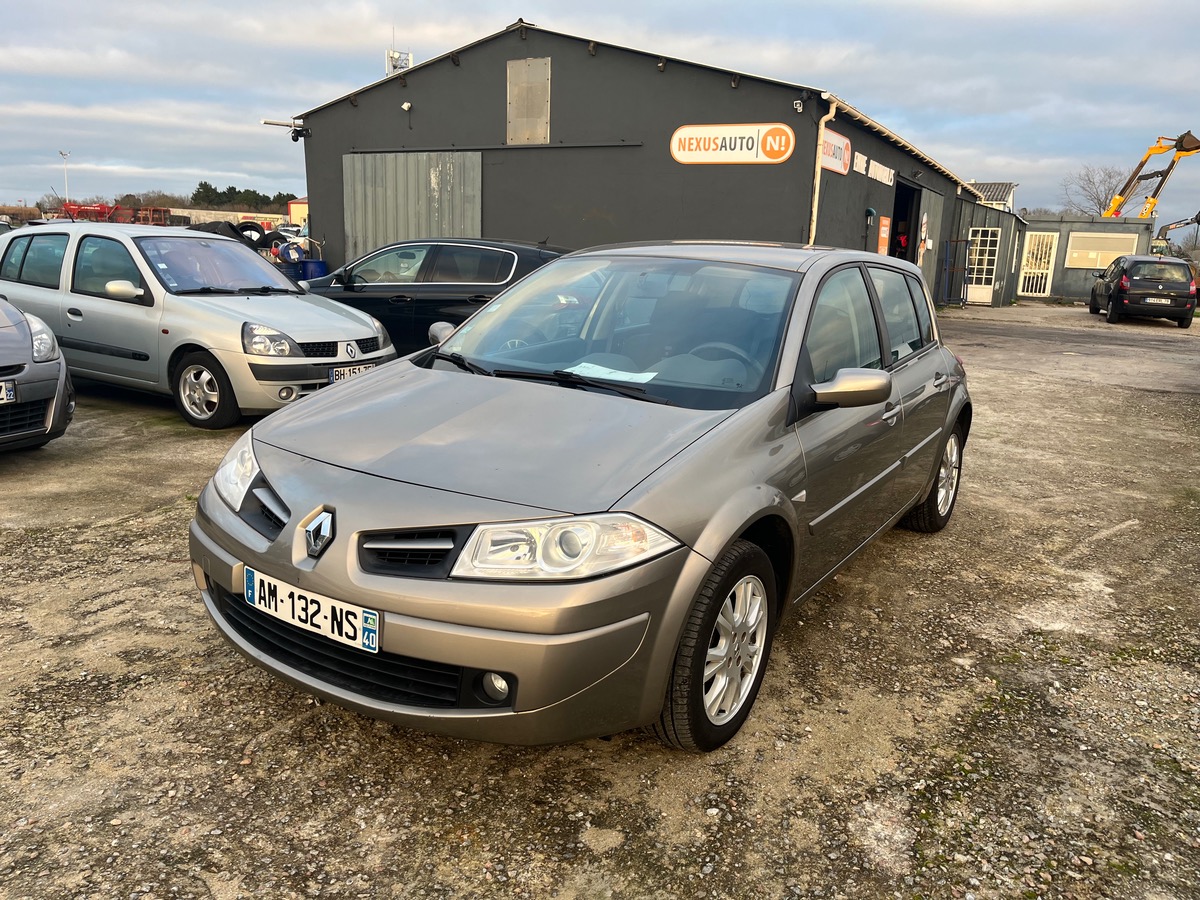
[
  {"xmin": 431, "ymin": 350, "xmax": 493, "ymax": 376},
  {"xmin": 491, "ymin": 368, "xmax": 670, "ymax": 404},
  {"xmin": 237, "ymin": 285, "xmax": 299, "ymax": 295},
  {"xmin": 174, "ymin": 286, "xmax": 241, "ymax": 295}
]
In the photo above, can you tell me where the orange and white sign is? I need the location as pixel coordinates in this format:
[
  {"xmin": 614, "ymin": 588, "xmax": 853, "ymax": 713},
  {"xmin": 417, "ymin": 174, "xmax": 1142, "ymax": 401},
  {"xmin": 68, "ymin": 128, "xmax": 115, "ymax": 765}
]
[
  {"xmin": 821, "ymin": 129, "xmax": 852, "ymax": 175},
  {"xmin": 877, "ymin": 216, "xmax": 892, "ymax": 255},
  {"xmin": 671, "ymin": 123, "xmax": 796, "ymax": 165}
]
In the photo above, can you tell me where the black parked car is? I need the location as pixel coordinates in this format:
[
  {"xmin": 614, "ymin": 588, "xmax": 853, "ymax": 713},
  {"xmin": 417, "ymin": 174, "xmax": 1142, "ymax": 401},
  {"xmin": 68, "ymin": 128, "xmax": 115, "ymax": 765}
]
[
  {"xmin": 302, "ymin": 239, "xmax": 568, "ymax": 353},
  {"xmin": 1090, "ymin": 255, "xmax": 1196, "ymax": 327}
]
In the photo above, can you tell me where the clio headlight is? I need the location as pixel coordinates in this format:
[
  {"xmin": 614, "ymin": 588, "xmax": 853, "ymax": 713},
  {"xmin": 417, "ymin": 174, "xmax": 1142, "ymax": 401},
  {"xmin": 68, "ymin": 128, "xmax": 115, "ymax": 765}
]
[
  {"xmin": 212, "ymin": 430, "xmax": 260, "ymax": 511},
  {"xmin": 451, "ymin": 513, "xmax": 679, "ymax": 580},
  {"xmin": 242, "ymin": 322, "xmax": 300, "ymax": 356},
  {"xmin": 371, "ymin": 316, "xmax": 393, "ymax": 350},
  {"xmin": 26, "ymin": 313, "xmax": 60, "ymax": 362}
]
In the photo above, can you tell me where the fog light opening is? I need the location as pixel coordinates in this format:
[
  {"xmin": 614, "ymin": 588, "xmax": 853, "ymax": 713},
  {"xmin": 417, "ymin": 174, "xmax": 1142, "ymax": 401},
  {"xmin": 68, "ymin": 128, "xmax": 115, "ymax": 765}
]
[
  {"xmin": 278, "ymin": 386, "xmax": 297, "ymax": 402},
  {"xmin": 481, "ymin": 672, "xmax": 510, "ymax": 703}
]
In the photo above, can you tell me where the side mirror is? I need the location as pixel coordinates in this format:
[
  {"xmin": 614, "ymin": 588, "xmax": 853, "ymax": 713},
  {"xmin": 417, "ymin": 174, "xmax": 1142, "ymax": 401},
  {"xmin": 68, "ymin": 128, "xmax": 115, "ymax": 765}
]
[
  {"xmin": 428, "ymin": 321, "xmax": 456, "ymax": 345},
  {"xmin": 1091, "ymin": 270, "xmax": 1102, "ymax": 278},
  {"xmin": 105, "ymin": 280, "xmax": 146, "ymax": 303},
  {"xmin": 332, "ymin": 269, "xmax": 347, "ymax": 286},
  {"xmin": 812, "ymin": 368, "xmax": 893, "ymax": 408}
]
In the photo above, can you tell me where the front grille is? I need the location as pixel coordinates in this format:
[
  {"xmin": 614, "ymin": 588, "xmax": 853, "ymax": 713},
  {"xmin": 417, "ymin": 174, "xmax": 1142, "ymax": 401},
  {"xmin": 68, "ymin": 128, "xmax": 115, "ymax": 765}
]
[
  {"xmin": 299, "ymin": 341, "xmax": 337, "ymax": 358},
  {"xmin": 0, "ymin": 399, "xmax": 47, "ymax": 437},
  {"xmin": 298, "ymin": 337, "xmax": 380, "ymax": 359},
  {"xmin": 214, "ymin": 582, "xmax": 467, "ymax": 708},
  {"xmin": 359, "ymin": 528, "xmax": 471, "ymax": 579}
]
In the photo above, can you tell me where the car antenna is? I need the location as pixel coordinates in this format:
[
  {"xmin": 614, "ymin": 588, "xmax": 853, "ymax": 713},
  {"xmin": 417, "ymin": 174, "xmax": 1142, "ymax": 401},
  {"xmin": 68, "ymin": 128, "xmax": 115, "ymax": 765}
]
[
  {"xmin": 49, "ymin": 187, "xmax": 75, "ymax": 221},
  {"xmin": 538, "ymin": 235, "xmax": 549, "ymax": 247}
]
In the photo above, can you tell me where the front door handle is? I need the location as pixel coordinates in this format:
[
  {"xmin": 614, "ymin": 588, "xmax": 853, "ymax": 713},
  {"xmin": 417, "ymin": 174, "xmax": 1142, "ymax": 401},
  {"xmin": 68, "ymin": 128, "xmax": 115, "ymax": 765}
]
[
  {"xmin": 67, "ymin": 307, "xmax": 83, "ymax": 319},
  {"xmin": 387, "ymin": 295, "xmax": 414, "ymax": 304},
  {"xmin": 881, "ymin": 403, "xmax": 901, "ymax": 425},
  {"xmin": 467, "ymin": 294, "xmax": 491, "ymax": 303}
]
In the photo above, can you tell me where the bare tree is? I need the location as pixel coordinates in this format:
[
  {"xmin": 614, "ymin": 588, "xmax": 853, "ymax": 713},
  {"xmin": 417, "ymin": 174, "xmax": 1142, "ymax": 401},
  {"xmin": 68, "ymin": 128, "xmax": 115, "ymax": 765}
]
[{"xmin": 1059, "ymin": 165, "xmax": 1152, "ymax": 216}]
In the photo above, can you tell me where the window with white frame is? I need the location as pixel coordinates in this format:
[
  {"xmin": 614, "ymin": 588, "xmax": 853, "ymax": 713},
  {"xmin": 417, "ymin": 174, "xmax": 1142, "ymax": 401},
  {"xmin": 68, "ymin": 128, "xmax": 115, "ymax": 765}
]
[{"xmin": 1064, "ymin": 232, "xmax": 1139, "ymax": 269}]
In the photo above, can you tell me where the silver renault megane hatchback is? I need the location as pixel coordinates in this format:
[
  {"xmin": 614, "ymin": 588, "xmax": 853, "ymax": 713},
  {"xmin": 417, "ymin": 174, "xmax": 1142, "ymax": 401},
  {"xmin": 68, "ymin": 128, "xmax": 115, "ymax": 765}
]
[{"xmin": 189, "ymin": 242, "xmax": 971, "ymax": 752}]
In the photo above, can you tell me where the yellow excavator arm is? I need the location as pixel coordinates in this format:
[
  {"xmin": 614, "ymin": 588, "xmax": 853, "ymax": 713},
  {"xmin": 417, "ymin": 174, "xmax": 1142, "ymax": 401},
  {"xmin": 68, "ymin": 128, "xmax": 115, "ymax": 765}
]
[{"xmin": 1103, "ymin": 131, "xmax": 1200, "ymax": 218}]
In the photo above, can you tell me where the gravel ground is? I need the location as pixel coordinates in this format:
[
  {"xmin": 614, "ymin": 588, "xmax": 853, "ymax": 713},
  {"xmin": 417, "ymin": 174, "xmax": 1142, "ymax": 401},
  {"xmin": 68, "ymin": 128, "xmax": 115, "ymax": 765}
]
[{"xmin": 1, "ymin": 303, "xmax": 1197, "ymax": 899}]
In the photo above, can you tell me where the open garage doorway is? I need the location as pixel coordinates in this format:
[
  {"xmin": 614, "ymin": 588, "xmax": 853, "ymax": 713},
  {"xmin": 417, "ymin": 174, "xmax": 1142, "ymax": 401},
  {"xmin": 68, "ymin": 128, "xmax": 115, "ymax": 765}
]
[{"xmin": 890, "ymin": 181, "xmax": 920, "ymax": 261}]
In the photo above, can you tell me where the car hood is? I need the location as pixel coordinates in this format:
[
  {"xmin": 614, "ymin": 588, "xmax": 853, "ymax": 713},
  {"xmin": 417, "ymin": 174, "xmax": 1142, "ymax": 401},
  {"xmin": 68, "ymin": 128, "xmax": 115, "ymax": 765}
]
[
  {"xmin": 0, "ymin": 305, "xmax": 30, "ymax": 357},
  {"xmin": 253, "ymin": 363, "xmax": 732, "ymax": 513},
  {"xmin": 179, "ymin": 292, "xmax": 376, "ymax": 339}
]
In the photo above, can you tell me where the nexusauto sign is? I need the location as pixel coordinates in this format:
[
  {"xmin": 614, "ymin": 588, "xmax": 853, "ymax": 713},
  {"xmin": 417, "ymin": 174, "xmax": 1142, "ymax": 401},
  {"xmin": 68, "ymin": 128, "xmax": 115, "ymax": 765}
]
[{"xmin": 670, "ymin": 123, "xmax": 796, "ymax": 165}]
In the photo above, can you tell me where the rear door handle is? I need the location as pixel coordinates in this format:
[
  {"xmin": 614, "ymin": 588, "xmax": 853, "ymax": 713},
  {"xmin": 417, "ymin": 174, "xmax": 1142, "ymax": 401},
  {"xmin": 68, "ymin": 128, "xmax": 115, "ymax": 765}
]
[
  {"xmin": 67, "ymin": 307, "xmax": 83, "ymax": 319},
  {"xmin": 387, "ymin": 295, "xmax": 414, "ymax": 304},
  {"xmin": 467, "ymin": 294, "xmax": 491, "ymax": 303},
  {"xmin": 933, "ymin": 372, "xmax": 949, "ymax": 388}
]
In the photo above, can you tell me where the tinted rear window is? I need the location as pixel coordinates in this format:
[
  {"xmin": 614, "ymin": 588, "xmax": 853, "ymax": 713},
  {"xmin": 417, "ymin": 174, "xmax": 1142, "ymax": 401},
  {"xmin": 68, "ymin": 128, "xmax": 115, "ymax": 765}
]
[{"xmin": 1129, "ymin": 262, "xmax": 1190, "ymax": 283}]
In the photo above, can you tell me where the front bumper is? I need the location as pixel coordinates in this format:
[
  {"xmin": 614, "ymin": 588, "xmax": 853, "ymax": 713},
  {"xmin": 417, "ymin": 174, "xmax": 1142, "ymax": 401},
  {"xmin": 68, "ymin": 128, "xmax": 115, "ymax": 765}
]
[
  {"xmin": 214, "ymin": 346, "xmax": 399, "ymax": 414},
  {"xmin": 188, "ymin": 482, "xmax": 711, "ymax": 745},
  {"xmin": 0, "ymin": 360, "xmax": 74, "ymax": 450}
]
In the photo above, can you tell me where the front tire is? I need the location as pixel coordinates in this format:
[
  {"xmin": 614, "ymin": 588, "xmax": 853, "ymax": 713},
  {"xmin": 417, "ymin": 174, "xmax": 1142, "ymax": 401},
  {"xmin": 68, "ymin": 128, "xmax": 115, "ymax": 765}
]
[
  {"xmin": 173, "ymin": 351, "xmax": 241, "ymax": 429},
  {"xmin": 1088, "ymin": 292, "xmax": 1099, "ymax": 314},
  {"xmin": 653, "ymin": 540, "xmax": 776, "ymax": 752},
  {"xmin": 902, "ymin": 422, "xmax": 965, "ymax": 533}
]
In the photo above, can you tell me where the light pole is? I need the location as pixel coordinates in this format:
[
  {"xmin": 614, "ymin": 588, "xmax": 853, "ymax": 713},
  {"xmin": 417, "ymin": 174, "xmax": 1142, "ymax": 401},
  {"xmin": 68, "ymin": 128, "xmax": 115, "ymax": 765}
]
[{"xmin": 58, "ymin": 150, "xmax": 70, "ymax": 204}]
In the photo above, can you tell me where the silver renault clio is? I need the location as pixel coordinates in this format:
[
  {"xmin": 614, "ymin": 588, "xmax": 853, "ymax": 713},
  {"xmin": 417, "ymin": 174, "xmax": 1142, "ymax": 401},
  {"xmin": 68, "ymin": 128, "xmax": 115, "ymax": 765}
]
[{"xmin": 189, "ymin": 242, "xmax": 971, "ymax": 751}]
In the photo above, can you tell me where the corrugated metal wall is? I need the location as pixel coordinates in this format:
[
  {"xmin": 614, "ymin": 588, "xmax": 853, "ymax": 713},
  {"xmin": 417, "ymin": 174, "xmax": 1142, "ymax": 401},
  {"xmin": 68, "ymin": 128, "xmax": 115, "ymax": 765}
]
[{"xmin": 342, "ymin": 152, "xmax": 482, "ymax": 261}]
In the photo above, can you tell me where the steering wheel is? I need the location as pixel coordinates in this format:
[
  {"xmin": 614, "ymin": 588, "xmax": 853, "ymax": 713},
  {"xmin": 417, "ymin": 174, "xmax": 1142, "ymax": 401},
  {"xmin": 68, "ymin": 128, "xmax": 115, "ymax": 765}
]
[{"xmin": 689, "ymin": 341, "xmax": 764, "ymax": 379}]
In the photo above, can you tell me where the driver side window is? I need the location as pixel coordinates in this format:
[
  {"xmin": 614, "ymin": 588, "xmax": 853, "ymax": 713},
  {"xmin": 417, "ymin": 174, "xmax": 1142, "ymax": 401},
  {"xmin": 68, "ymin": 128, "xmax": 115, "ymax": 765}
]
[
  {"xmin": 353, "ymin": 244, "xmax": 431, "ymax": 284},
  {"xmin": 804, "ymin": 267, "xmax": 883, "ymax": 383}
]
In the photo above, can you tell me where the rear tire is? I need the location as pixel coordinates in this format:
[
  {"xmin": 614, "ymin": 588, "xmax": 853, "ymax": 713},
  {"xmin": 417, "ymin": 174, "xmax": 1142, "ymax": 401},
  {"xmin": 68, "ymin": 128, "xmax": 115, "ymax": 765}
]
[
  {"xmin": 1178, "ymin": 314, "xmax": 1193, "ymax": 329},
  {"xmin": 653, "ymin": 540, "xmax": 776, "ymax": 753},
  {"xmin": 902, "ymin": 422, "xmax": 965, "ymax": 533},
  {"xmin": 173, "ymin": 351, "xmax": 241, "ymax": 429},
  {"xmin": 1106, "ymin": 299, "xmax": 1121, "ymax": 324}
]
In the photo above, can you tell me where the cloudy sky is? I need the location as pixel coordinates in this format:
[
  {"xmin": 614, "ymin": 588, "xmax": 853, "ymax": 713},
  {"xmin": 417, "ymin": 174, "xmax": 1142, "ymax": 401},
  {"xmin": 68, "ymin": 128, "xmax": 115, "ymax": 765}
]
[{"xmin": 4, "ymin": 0, "xmax": 1199, "ymax": 227}]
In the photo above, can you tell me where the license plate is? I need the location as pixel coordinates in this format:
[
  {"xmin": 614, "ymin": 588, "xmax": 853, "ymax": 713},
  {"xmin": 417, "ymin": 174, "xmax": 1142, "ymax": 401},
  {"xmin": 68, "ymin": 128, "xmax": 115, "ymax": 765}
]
[
  {"xmin": 329, "ymin": 363, "xmax": 375, "ymax": 384},
  {"xmin": 243, "ymin": 566, "xmax": 379, "ymax": 653},
  {"xmin": 1144, "ymin": 297, "xmax": 1171, "ymax": 305},
  {"xmin": 0, "ymin": 380, "xmax": 13, "ymax": 405}
]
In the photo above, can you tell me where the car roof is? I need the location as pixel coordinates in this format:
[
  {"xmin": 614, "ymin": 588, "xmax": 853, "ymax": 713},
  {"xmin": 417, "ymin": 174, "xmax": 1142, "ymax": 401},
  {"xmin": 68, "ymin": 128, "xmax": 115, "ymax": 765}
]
[
  {"xmin": 565, "ymin": 240, "xmax": 911, "ymax": 274},
  {"xmin": 1123, "ymin": 255, "xmax": 1190, "ymax": 264},
  {"xmin": 362, "ymin": 237, "xmax": 570, "ymax": 255},
  {"xmin": 0, "ymin": 221, "xmax": 232, "ymax": 241}
]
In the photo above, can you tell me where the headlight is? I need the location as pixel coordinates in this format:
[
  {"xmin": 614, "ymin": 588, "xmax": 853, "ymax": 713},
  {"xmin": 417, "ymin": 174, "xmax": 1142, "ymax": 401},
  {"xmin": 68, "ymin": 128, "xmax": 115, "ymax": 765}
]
[
  {"xmin": 372, "ymin": 316, "xmax": 393, "ymax": 350},
  {"xmin": 242, "ymin": 322, "xmax": 300, "ymax": 357},
  {"xmin": 26, "ymin": 313, "xmax": 60, "ymax": 362},
  {"xmin": 212, "ymin": 430, "xmax": 260, "ymax": 511},
  {"xmin": 451, "ymin": 513, "xmax": 679, "ymax": 580}
]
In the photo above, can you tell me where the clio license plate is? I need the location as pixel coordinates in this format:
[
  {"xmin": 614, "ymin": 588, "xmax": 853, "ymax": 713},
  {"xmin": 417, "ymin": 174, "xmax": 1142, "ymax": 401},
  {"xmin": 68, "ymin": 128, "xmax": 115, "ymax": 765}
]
[
  {"xmin": 243, "ymin": 566, "xmax": 379, "ymax": 653},
  {"xmin": 329, "ymin": 363, "xmax": 375, "ymax": 384}
]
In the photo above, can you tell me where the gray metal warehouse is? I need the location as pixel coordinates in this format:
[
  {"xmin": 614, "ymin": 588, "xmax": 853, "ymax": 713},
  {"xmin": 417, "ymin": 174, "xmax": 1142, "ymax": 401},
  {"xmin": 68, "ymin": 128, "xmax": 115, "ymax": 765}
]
[{"xmin": 294, "ymin": 20, "xmax": 1026, "ymax": 306}]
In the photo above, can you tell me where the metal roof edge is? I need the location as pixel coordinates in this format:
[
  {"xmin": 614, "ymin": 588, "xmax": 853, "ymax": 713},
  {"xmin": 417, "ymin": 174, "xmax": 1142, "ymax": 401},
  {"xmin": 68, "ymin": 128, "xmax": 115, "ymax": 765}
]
[{"xmin": 295, "ymin": 20, "xmax": 985, "ymax": 202}]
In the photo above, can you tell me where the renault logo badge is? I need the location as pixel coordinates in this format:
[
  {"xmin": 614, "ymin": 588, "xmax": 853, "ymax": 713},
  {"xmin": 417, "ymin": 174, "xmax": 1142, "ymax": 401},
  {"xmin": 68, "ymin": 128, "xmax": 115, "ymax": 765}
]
[
  {"xmin": 305, "ymin": 510, "xmax": 335, "ymax": 558},
  {"xmin": 346, "ymin": 342, "xmax": 357, "ymax": 358}
]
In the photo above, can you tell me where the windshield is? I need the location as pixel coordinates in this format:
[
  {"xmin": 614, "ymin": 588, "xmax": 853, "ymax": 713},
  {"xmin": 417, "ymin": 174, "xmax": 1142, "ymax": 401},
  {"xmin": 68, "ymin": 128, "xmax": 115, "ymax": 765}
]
[
  {"xmin": 135, "ymin": 235, "xmax": 301, "ymax": 295},
  {"xmin": 434, "ymin": 255, "xmax": 799, "ymax": 410}
]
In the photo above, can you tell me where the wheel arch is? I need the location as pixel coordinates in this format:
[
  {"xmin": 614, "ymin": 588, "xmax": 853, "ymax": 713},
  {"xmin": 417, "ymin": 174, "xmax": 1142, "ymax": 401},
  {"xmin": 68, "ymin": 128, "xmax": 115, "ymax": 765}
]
[{"xmin": 167, "ymin": 341, "xmax": 212, "ymax": 384}]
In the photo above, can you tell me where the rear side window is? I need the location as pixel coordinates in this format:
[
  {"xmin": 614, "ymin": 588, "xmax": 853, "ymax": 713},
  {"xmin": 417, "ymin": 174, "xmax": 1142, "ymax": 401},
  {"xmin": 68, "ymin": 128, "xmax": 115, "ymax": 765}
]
[
  {"xmin": 868, "ymin": 267, "xmax": 924, "ymax": 362},
  {"xmin": 0, "ymin": 235, "xmax": 31, "ymax": 280},
  {"xmin": 904, "ymin": 274, "xmax": 934, "ymax": 344},
  {"xmin": 12, "ymin": 233, "xmax": 69, "ymax": 288},
  {"xmin": 805, "ymin": 267, "xmax": 883, "ymax": 382},
  {"xmin": 429, "ymin": 246, "xmax": 516, "ymax": 284}
]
